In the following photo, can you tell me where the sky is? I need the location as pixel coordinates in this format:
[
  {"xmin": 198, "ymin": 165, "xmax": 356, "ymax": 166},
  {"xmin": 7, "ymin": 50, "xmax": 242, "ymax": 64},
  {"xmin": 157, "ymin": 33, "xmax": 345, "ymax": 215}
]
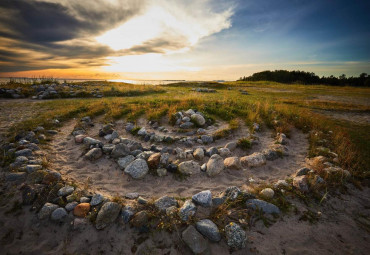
[{"xmin": 0, "ymin": 0, "xmax": 369, "ymax": 80}]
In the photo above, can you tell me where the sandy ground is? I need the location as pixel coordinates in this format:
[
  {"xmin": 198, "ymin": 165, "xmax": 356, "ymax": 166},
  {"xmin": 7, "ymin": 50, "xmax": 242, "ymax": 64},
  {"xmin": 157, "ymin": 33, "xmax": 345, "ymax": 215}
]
[
  {"xmin": 48, "ymin": 118, "xmax": 308, "ymax": 199},
  {"xmin": 316, "ymin": 110, "xmax": 370, "ymax": 125}
]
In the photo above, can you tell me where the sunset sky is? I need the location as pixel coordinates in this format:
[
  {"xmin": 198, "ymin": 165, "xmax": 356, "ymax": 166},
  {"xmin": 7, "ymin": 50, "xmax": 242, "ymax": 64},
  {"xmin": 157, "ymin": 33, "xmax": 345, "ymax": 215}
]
[{"xmin": 0, "ymin": 0, "xmax": 369, "ymax": 80}]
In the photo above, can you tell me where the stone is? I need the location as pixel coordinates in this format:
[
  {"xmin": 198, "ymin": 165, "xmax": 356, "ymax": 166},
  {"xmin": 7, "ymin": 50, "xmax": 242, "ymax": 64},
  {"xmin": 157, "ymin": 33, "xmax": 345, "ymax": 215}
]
[
  {"xmin": 157, "ymin": 168, "xmax": 167, "ymax": 177},
  {"xmin": 102, "ymin": 144, "xmax": 115, "ymax": 154},
  {"xmin": 205, "ymin": 147, "xmax": 218, "ymax": 157},
  {"xmin": 58, "ymin": 185, "xmax": 75, "ymax": 196},
  {"xmin": 154, "ymin": 196, "xmax": 177, "ymax": 212},
  {"xmin": 295, "ymin": 167, "xmax": 311, "ymax": 176},
  {"xmin": 182, "ymin": 225, "xmax": 208, "ymax": 254},
  {"xmin": 293, "ymin": 176, "xmax": 309, "ymax": 192},
  {"xmin": 90, "ymin": 194, "xmax": 104, "ymax": 206},
  {"xmin": 124, "ymin": 159, "xmax": 149, "ymax": 179},
  {"xmin": 38, "ymin": 203, "xmax": 58, "ymax": 220},
  {"xmin": 121, "ymin": 206, "xmax": 135, "ymax": 223},
  {"xmin": 179, "ymin": 200, "xmax": 197, "ymax": 221},
  {"xmin": 225, "ymin": 141, "xmax": 237, "ymax": 151},
  {"xmin": 85, "ymin": 148, "xmax": 102, "ymax": 160},
  {"xmin": 15, "ymin": 149, "xmax": 32, "ymax": 157},
  {"xmin": 111, "ymin": 143, "xmax": 130, "ymax": 158},
  {"xmin": 125, "ymin": 123, "xmax": 134, "ymax": 132},
  {"xmin": 201, "ymin": 163, "xmax": 207, "ymax": 172},
  {"xmin": 75, "ymin": 135, "xmax": 86, "ymax": 143},
  {"xmin": 95, "ymin": 202, "xmax": 122, "ymax": 229},
  {"xmin": 219, "ymin": 148, "xmax": 230, "ymax": 157},
  {"xmin": 259, "ymin": 188, "xmax": 274, "ymax": 199},
  {"xmin": 212, "ymin": 197, "xmax": 225, "ymax": 207},
  {"xmin": 201, "ymin": 135, "xmax": 213, "ymax": 144},
  {"xmin": 15, "ymin": 156, "xmax": 28, "ymax": 165},
  {"xmin": 224, "ymin": 157, "xmax": 242, "ymax": 170},
  {"xmin": 51, "ymin": 208, "xmax": 68, "ymax": 221},
  {"xmin": 277, "ymin": 133, "xmax": 288, "ymax": 145},
  {"xmin": 246, "ymin": 199, "xmax": 280, "ymax": 214},
  {"xmin": 223, "ymin": 186, "xmax": 241, "ymax": 201},
  {"xmin": 65, "ymin": 202, "xmax": 78, "ymax": 211},
  {"xmin": 147, "ymin": 152, "xmax": 161, "ymax": 169},
  {"xmin": 74, "ymin": 203, "xmax": 91, "ymax": 217},
  {"xmin": 117, "ymin": 155, "xmax": 135, "ymax": 170},
  {"xmin": 137, "ymin": 196, "xmax": 148, "ymax": 205},
  {"xmin": 193, "ymin": 148, "xmax": 204, "ymax": 160},
  {"xmin": 225, "ymin": 223, "xmax": 247, "ymax": 250},
  {"xmin": 196, "ymin": 219, "xmax": 221, "ymax": 242},
  {"xmin": 191, "ymin": 114, "xmax": 206, "ymax": 126},
  {"xmin": 241, "ymin": 152, "xmax": 266, "ymax": 167},
  {"xmin": 197, "ymin": 128, "xmax": 206, "ymax": 135},
  {"xmin": 6, "ymin": 172, "xmax": 27, "ymax": 182},
  {"xmin": 83, "ymin": 137, "xmax": 102, "ymax": 147},
  {"xmin": 80, "ymin": 197, "xmax": 91, "ymax": 203},
  {"xmin": 131, "ymin": 210, "xmax": 149, "ymax": 228},
  {"xmin": 137, "ymin": 127, "xmax": 147, "ymax": 136},
  {"xmin": 125, "ymin": 193, "xmax": 139, "ymax": 199},
  {"xmin": 274, "ymin": 180, "xmax": 289, "ymax": 188},
  {"xmin": 159, "ymin": 153, "xmax": 169, "ymax": 166},
  {"xmin": 185, "ymin": 109, "xmax": 196, "ymax": 115},
  {"xmin": 178, "ymin": 160, "xmax": 201, "ymax": 175},
  {"xmin": 192, "ymin": 190, "xmax": 212, "ymax": 207},
  {"xmin": 262, "ymin": 149, "xmax": 279, "ymax": 161},
  {"xmin": 166, "ymin": 206, "xmax": 178, "ymax": 216},
  {"xmin": 206, "ymin": 154, "xmax": 224, "ymax": 177},
  {"xmin": 166, "ymin": 163, "xmax": 178, "ymax": 173}
]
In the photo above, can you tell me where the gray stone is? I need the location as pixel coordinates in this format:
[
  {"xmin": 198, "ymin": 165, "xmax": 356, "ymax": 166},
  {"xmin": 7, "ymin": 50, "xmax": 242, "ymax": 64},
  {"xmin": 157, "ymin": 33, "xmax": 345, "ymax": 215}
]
[
  {"xmin": 137, "ymin": 127, "xmax": 147, "ymax": 136},
  {"xmin": 201, "ymin": 163, "xmax": 207, "ymax": 172},
  {"xmin": 225, "ymin": 141, "xmax": 237, "ymax": 151},
  {"xmin": 224, "ymin": 157, "xmax": 242, "ymax": 169},
  {"xmin": 83, "ymin": 137, "xmax": 102, "ymax": 147},
  {"xmin": 6, "ymin": 172, "xmax": 27, "ymax": 182},
  {"xmin": 182, "ymin": 225, "xmax": 208, "ymax": 254},
  {"xmin": 58, "ymin": 185, "xmax": 75, "ymax": 196},
  {"xmin": 51, "ymin": 208, "xmax": 68, "ymax": 221},
  {"xmin": 205, "ymin": 147, "xmax": 218, "ymax": 157},
  {"xmin": 241, "ymin": 152, "xmax": 266, "ymax": 167},
  {"xmin": 201, "ymin": 135, "xmax": 213, "ymax": 144},
  {"xmin": 179, "ymin": 200, "xmax": 197, "ymax": 221},
  {"xmin": 117, "ymin": 155, "xmax": 135, "ymax": 170},
  {"xmin": 295, "ymin": 167, "xmax": 311, "ymax": 176},
  {"xmin": 206, "ymin": 154, "xmax": 224, "ymax": 177},
  {"xmin": 293, "ymin": 175, "xmax": 309, "ymax": 192},
  {"xmin": 262, "ymin": 149, "xmax": 279, "ymax": 161},
  {"xmin": 121, "ymin": 205, "xmax": 135, "ymax": 223},
  {"xmin": 259, "ymin": 188, "xmax": 274, "ymax": 199},
  {"xmin": 192, "ymin": 190, "xmax": 212, "ymax": 207},
  {"xmin": 197, "ymin": 128, "xmax": 206, "ymax": 135},
  {"xmin": 196, "ymin": 219, "xmax": 221, "ymax": 242},
  {"xmin": 219, "ymin": 148, "xmax": 231, "ymax": 157},
  {"xmin": 90, "ymin": 194, "xmax": 104, "ymax": 206},
  {"xmin": 15, "ymin": 149, "xmax": 32, "ymax": 157},
  {"xmin": 180, "ymin": 122, "xmax": 194, "ymax": 129},
  {"xmin": 111, "ymin": 143, "xmax": 130, "ymax": 158},
  {"xmin": 154, "ymin": 196, "xmax": 178, "ymax": 212},
  {"xmin": 137, "ymin": 196, "xmax": 148, "ymax": 205},
  {"xmin": 157, "ymin": 168, "xmax": 167, "ymax": 177},
  {"xmin": 225, "ymin": 223, "xmax": 247, "ymax": 249},
  {"xmin": 38, "ymin": 203, "xmax": 58, "ymax": 219},
  {"xmin": 65, "ymin": 202, "xmax": 78, "ymax": 211},
  {"xmin": 178, "ymin": 160, "xmax": 201, "ymax": 175},
  {"xmin": 223, "ymin": 186, "xmax": 241, "ymax": 201},
  {"xmin": 124, "ymin": 159, "xmax": 149, "ymax": 179},
  {"xmin": 246, "ymin": 199, "xmax": 280, "ymax": 214},
  {"xmin": 96, "ymin": 202, "xmax": 122, "ymax": 229},
  {"xmin": 191, "ymin": 114, "xmax": 206, "ymax": 126},
  {"xmin": 85, "ymin": 148, "xmax": 103, "ymax": 160},
  {"xmin": 80, "ymin": 197, "xmax": 91, "ymax": 203},
  {"xmin": 185, "ymin": 109, "xmax": 196, "ymax": 115},
  {"xmin": 159, "ymin": 153, "xmax": 170, "ymax": 166},
  {"xmin": 102, "ymin": 144, "xmax": 115, "ymax": 154}
]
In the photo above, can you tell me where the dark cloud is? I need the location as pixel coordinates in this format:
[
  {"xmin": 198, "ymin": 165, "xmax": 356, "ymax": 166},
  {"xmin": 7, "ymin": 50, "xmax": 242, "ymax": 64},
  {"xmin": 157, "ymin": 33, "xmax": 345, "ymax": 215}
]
[{"xmin": 0, "ymin": 0, "xmax": 144, "ymax": 72}]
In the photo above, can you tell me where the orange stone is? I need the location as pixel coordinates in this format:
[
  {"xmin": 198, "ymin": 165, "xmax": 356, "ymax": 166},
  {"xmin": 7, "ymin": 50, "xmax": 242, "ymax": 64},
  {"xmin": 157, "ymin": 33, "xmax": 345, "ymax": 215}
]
[{"xmin": 74, "ymin": 203, "xmax": 91, "ymax": 217}]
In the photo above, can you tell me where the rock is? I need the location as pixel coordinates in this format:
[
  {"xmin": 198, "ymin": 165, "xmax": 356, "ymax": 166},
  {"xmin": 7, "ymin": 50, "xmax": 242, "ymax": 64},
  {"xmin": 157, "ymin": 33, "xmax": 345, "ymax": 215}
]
[
  {"xmin": 225, "ymin": 223, "xmax": 247, "ymax": 250},
  {"xmin": 182, "ymin": 225, "xmax": 208, "ymax": 254},
  {"xmin": 295, "ymin": 167, "xmax": 311, "ymax": 176},
  {"xmin": 121, "ymin": 205, "xmax": 135, "ymax": 223},
  {"xmin": 6, "ymin": 172, "xmax": 27, "ymax": 182},
  {"xmin": 191, "ymin": 114, "xmax": 206, "ymax": 126},
  {"xmin": 201, "ymin": 135, "xmax": 213, "ymax": 144},
  {"xmin": 124, "ymin": 159, "xmax": 149, "ymax": 179},
  {"xmin": 240, "ymin": 152, "xmax": 266, "ymax": 167},
  {"xmin": 147, "ymin": 152, "xmax": 161, "ymax": 169},
  {"xmin": 192, "ymin": 190, "xmax": 212, "ymax": 207},
  {"xmin": 219, "ymin": 148, "xmax": 230, "ymax": 157},
  {"xmin": 262, "ymin": 149, "xmax": 279, "ymax": 161},
  {"xmin": 74, "ymin": 203, "xmax": 91, "ymax": 217},
  {"xmin": 166, "ymin": 163, "xmax": 178, "ymax": 173},
  {"xmin": 293, "ymin": 176, "xmax": 309, "ymax": 192},
  {"xmin": 259, "ymin": 188, "xmax": 274, "ymax": 199},
  {"xmin": 205, "ymin": 147, "xmax": 218, "ymax": 157},
  {"xmin": 137, "ymin": 127, "xmax": 147, "ymax": 136},
  {"xmin": 99, "ymin": 124, "xmax": 114, "ymax": 136},
  {"xmin": 125, "ymin": 193, "xmax": 139, "ymax": 199},
  {"xmin": 159, "ymin": 153, "xmax": 169, "ymax": 166},
  {"xmin": 131, "ymin": 210, "xmax": 149, "ymax": 228},
  {"xmin": 197, "ymin": 128, "xmax": 206, "ymax": 135},
  {"xmin": 277, "ymin": 133, "xmax": 288, "ymax": 145},
  {"xmin": 274, "ymin": 180, "xmax": 289, "ymax": 188},
  {"xmin": 95, "ymin": 202, "xmax": 122, "ymax": 229},
  {"xmin": 206, "ymin": 154, "xmax": 224, "ymax": 177},
  {"xmin": 212, "ymin": 197, "xmax": 225, "ymax": 207},
  {"xmin": 246, "ymin": 199, "xmax": 280, "ymax": 214},
  {"xmin": 102, "ymin": 144, "xmax": 115, "ymax": 154},
  {"xmin": 224, "ymin": 157, "xmax": 242, "ymax": 170},
  {"xmin": 179, "ymin": 200, "xmax": 197, "ymax": 221},
  {"xmin": 154, "ymin": 196, "xmax": 178, "ymax": 212},
  {"xmin": 75, "ymin": 135, "xmax": 86, "ymax": 143},
  {"xmin": 58, "ymin": 186, "xmax": 75, "ymax": 196},
  {"xmin": 80, "ymin": 197, "xmax": 91, "ymax": 203},
  {"xmin": 201, "ymin": 163, "xmax": 207, "ymax": 172},
  {"xmin": 90, "ymin": 194, "xmax": 104, "ymax": 206},
  {"xmin": 137, "ymin": 196, "xmax": 148, "ymax": 205},
  {"xmin": 125, "ymin": 123, "xmax": 134, "ymax": 132},
  {"xmin": 225, "ymin": 141, "xmax": 237, "ymax": 151},
  {"xmin": 178, "ymin": 160, "xmax": 201, "ymax": 175},
  {"xmin": 253, "ymin": 123, "xmax": 260, "ymax": 131},
  {"xmin": 85, "ymin": 148, "xmax": 102, "ymax": 160},
  {"xmin": 185, "ymin": 109, "xmax": 196, "ymax": 115},
  {"xmin": 270, "ymin": 144, "xmax": 289, "ymax": 156},
  {"xmin": 223, "ymin": 186, "xmax": 241, "ymax": 201},
  {"xmin": 15, "ymin": 149, "xmax": 32, "ymax": 157},
  {"xmin": 196, "ymin": 219, "xmax": 221, "ymax": 242},
  {"xmin": 65, "ymin": 202, "xmax": 78, "ymax": 211},
  {"xmin": 111, "ymin": 143, "xmax": 130, "ymax": 158},
  {"xmin": 14, "ymin": 155, "xmax": 28, "ymax": 165},
  {"xmin": 83, "ymin": 137, "xmax": 102, "ymax": 147},
  {"xmin": 180, "ymin": 122, "xmax": 194, "ymax": 129},
  {"xmin": 157, "ymin": 168, "xmax": 167, "ymax": 177},
  {"xmin": 193, "ymin": 148, "xmax": 204, "ymax": 160},
  {"xmin": 38, "ymin": 203, "xmax": 58, "ymax": 220},
  {"xmin": 117, "ymin": 155, "xmax": 135, "ymax": 170},
  {"xmin": 51, "ymin": 208, "xmax": 68, "ymax": 221}
]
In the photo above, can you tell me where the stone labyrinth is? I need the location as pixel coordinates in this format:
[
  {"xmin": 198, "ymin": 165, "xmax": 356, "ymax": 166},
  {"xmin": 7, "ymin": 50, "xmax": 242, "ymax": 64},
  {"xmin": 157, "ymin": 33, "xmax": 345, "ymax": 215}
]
[{"xmin": 50, "ymin": 108, "xmax": 309, "ymax": 199}]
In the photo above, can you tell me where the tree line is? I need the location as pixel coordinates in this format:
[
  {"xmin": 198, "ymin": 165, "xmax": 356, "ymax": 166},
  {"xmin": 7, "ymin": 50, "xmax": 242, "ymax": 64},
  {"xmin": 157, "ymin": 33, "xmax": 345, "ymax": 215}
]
[{"xmin": 238, "ymin": 70, "xmax": 370, "ymax": 87}]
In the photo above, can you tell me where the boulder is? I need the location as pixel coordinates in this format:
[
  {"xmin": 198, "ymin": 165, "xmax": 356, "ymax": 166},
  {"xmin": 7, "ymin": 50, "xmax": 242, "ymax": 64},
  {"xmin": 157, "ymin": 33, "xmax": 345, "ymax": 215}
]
[
  {"xmin": 201, "ymin": 135, "xmax": 213, "ymax": 144},
  {"xmin": 219, "ymin": 148, "xmax": 230, "ymax": 157},
  {"xmin": 95, "ymin": 202, "xmax": 122, "ymax": 229},
  {"xmin": 124, "ymin": 159, "xmax": 149, "ymax": 179},
  {"xmin": 178, "ymin": 160, "xmax": 201, "ymax": 175},
  {"xmin": 58, "ymin": 186, "xmax": 75, "ymax": 196},
  {"xmin": 121, "ymin": 205, "xmax": 135, "ymax": 223},
  {"xmin": 206, "ymin": 154, "xmax": 224, "ymax": 177}
]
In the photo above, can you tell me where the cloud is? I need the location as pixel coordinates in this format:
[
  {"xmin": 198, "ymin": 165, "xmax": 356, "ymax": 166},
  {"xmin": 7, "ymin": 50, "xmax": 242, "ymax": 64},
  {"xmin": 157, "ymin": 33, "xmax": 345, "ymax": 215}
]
[{"xmin": 0, "ymin": 0, "xmax": 234, "ymax": 74}]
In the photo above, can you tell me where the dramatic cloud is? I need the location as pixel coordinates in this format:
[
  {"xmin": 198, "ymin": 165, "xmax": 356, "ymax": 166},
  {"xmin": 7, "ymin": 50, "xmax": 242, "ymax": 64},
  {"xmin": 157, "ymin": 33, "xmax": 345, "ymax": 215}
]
[{"xmin": 0, "ymin": 0, "xmax": 234, "ymax": 73}]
